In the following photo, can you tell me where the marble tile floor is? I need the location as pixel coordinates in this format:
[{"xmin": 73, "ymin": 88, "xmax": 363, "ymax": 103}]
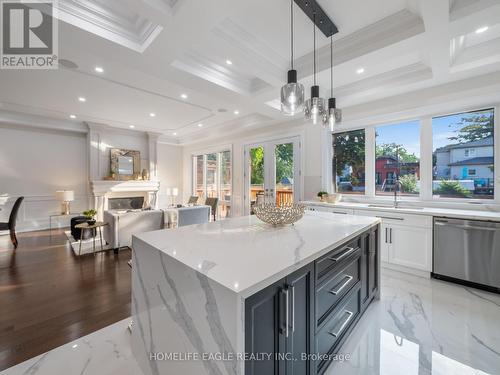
[
  {"xmin": 327, "ymin": 269, "xmax": 500, "ymax": 375},
  {"xmin": 2, "ymin": 269, "xmax": 500, "ymax": 375}
]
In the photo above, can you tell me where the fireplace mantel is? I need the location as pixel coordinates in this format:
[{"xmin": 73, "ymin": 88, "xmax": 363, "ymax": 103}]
[
  {"xmin": 90, "ymin": 180, "xmax": 160, "ymax": 220},
  {"xmin": 90, "ymin": 180, "xmax": 160, "ymax": 196}
]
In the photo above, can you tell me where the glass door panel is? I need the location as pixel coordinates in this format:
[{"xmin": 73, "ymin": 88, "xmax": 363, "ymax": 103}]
[
  {"xmin": 274, "ymin": 142, "xmax": 294, "ymax": 206},
  {"xmin": 249, "ymin": 146, "xmax": 265, "ymax": 214},
  {"xmin": 245, "ymin": 137, "xmax": 300, "ymax": 215},
  {"xmin": 206, "ymin": 153, "xmax": 218, "ymax": 199},
  {"xmin": 219, "ymin": 150, "xmax": 232, "ymax": 219},
  {"xmin": 195, "ymin": 155, "xmax": 205, "ymax": 201}
]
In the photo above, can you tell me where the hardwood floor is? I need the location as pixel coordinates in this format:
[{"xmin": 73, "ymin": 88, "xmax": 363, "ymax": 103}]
[{"xmin": 0, "ymin": 229, "xmax": 132, "ymax": 371}]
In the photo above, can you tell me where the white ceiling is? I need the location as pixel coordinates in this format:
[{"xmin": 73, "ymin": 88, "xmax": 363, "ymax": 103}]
[{"xmin": 1, "ymin": 0, "xmax": 500, "ymax": 144}]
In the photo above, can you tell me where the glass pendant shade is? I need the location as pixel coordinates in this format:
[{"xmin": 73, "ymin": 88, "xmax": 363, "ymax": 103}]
[
  {"xmin": 304, "ymin": 85, "xmax": 325, "ymax": 125},
  {"xmin": 323, "ymin": 98, "xmax": 337, "ymax": 130},
  {"xmin": 281, "ymin": 70, "xmax": 305, "ymax": 115}
]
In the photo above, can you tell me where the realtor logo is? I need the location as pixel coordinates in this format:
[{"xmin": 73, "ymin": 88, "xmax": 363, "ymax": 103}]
[{"xmin": 1, "ymin": 0, "xmax": 58, "ymax": 69}]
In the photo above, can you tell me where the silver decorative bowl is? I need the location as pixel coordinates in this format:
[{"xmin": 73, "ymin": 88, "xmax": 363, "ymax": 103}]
[{"xmin": 253, "ymin": 203, "xmax": 305, "ymax": 226}]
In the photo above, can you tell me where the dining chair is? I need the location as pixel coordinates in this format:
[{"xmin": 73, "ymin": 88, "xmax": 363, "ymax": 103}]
[
  {"xmin": 205, "ymin": 197, "xmax": 218, "ymax": 221},
  {"xmin": 188, "ymin": 196, "xmax": 199, "ymax": 205},
  {"xmin": 0, "ymin": 196, "xmax": 24, "ymax": 249}
]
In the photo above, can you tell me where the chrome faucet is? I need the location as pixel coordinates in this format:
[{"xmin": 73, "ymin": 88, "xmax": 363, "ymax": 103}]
[{"xmin": 394, "ymin": 178, "xmax": 403, "ymax": 208}]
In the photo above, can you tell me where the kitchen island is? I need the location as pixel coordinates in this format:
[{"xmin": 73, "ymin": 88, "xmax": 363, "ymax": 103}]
[{"xmin": 131, "ymin": 211, "xmax": 380, "ymax": 375}]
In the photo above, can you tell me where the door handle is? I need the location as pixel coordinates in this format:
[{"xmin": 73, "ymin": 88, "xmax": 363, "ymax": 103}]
[
  {"xmin": 329, "ymin": 275, "xmax": 353, "ymax": 295},
  {"xmin": 385, "ymin": 227, "xmax": 388, "ymax": 243},
  {"xmin": 376, "ymin": 216, "xmax": 404, "ymax": 221},
  {"xmin": 291, "ymin": 285, "xmax": 295, "ymax": 334},
  {"xmin": 389, "ymin": 228, "xmax": 392, "ymax": 244},
  {"xmin": 329, "ymin": 247, "xmax": 356, "ymax": 262},
  {"xmin": 328, "ymin": 310, "xmax": 354, "ymax": 338},
  {"xmin": 284, "ymin": 287, "xmax": 289, "ymax": 338}
]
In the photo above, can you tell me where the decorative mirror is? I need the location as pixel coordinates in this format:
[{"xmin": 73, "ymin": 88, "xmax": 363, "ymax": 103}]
[{"xmin": 110, "ymin": 148, "xmax": 141, "ymax": 180}]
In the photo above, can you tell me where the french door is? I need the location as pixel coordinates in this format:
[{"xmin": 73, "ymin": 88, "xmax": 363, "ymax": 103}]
[{"xmin": 244, "ymin": 137, "xmax": 301, "ymax": 215}]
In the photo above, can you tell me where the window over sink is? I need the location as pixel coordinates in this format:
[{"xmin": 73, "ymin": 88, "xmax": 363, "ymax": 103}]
[
  {"xmin": 333, "ymin": 129, "xmax": 366, "ymax": 195},
  {"xmin": 432, "ymin": 108, "xmax": 494, "ymax": 200}
]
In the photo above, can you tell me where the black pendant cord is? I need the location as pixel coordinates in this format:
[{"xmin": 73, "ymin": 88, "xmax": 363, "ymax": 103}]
[
  {"xmin": 290, "ymin": 0, "xmax": 294, "ymax": 70},
  {"xmin": 313, "ymin": 12, "xmax": 316, "ymax": 86},
  {"xmin": 330, "ymin": 34, "xmax": 333, "ymax": 98}
]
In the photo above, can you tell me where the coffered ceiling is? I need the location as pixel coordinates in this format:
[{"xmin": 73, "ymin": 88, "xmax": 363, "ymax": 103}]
[{"xmin": 0, "ymin": 0, "xmax": 499, "ymax": 144}]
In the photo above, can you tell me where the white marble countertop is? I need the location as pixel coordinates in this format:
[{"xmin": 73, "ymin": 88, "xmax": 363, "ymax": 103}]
[
  {"xmin": 134, "ymin": 212, "xmax": 380, "ymax": 298},
  {"xmin": 303, "ymin": 200, "xmax": 500, "ymax": 222}
]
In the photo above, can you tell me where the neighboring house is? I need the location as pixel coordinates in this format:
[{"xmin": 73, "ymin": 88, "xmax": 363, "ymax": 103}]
[
  {"xmin": 434, "ymin": 137, "xmax": 494, "ymax": 190},
  {"xmin": 375, "ymin": 155, "xmax": 420, "ymax": 186}
]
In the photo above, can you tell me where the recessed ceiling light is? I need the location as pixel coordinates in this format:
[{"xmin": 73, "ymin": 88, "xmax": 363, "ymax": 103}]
[
  {"xmin": 94, "ymin": 66, "xmax": 104, "ymax": 73},
  {"xmin": 356, "ymin": 68, "xmax": 365, "ymax": 74},
  {"xmin": 129, "ymin": 125, "xmax": 135, "ymax": 129},
  {"xmin": 475, "ymin": 26, "xmax": 489, "ymax": 34},
  {"xmin": 234, "ymin": 110, "xmax": 240, "ymax": 115},
  {"xmin": 78, "ymin": 97, "xmax": 86, "ymax": 102},
  {"xmin": 173, "ymin": 132, "xmax": 177, "ymax": 136},
  {"xmin": 226, "ymin": 59, "xmax": 233, "ymax": 65},
  {"xmin": 69, "ymin": 114, "xmax": 76, "ymax": 119},
  {"xmin": 198, "ymin": 123, "xmax": 203, "ymax": 127},
  {"xmin": 180, "ymin": 94, "xmax": 188, "ymax": 99},
  {"xmin": 72, "ymin": 344, "xmax": 78, "ymax": 349},
  {"xmin": 149, "ymin": 113, "xmax": 156, "ymax": 117}
]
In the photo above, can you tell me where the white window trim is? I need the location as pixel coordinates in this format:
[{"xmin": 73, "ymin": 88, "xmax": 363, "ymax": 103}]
[{"xmin": 331, "ymin": 105, "xmax": 500, "ymax": 208}]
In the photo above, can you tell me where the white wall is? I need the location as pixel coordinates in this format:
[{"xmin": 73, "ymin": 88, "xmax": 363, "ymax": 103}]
[
  {"xmin": 181, "ymin": 119, "xmax": 325, "ymax": 217},
  {"xmin": 0, "ymin": 122, "xmax": 177, "ymax": 232},
  {"xmin": 0, "ymin": 124, "xmax": 88, "ymax": 231},
  {"xmin": 157, "ymin": 142, "xmax": 183, "ymax": 207}
]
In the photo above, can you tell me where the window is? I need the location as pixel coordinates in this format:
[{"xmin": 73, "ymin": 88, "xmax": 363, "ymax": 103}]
[
  {"xmin": 333, "ymin": 129, "xmax": 365, "ymax": 194},
  {"xmin": 433, "ymin": 108, "xmax": 494, "ymax": 199},
  {"xmin": 192, "ymin": 150, "xmax": 232, "ymax": 218},
  {"xmin": 375, "ymin": 121, "xmax": 420, "ymax": 196},
  {"xmin": 464, "ymin": 149, "xmax": 475, "ymax": 158}
]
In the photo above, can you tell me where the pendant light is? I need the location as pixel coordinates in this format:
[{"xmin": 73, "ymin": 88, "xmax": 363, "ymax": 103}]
[
  {"xmin": 280, "ymin": 0, "xmax": 304, "ymax": 115},
  {"xmin": 323, "ymin": 34, "xmax": 341, "ymax": 130},
  {"xmin": 304, "ymin": 11, "xmax": 325, "ymax": 125}
]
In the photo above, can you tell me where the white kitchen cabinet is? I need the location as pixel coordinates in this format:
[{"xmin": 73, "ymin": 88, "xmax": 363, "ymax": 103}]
[
  {"xmin": 386, "ymin": 224, "xmax": 432, "ymax": 271},
  {"xmin": 380, "ymin": 223, "xmax": 391, "ymax": 263},
  {"xmin": 306, "ymin": 205, "xmax": 354, "ymax": 215},
  {"xmin": 354, "ymin": 209, "xmax": 432, "ymax": 273}
]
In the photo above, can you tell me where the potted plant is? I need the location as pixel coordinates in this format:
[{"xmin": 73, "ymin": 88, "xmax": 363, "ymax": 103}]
[
  {"xmin": 83, "ymin": 209, "xmax": 97, "ymax": 226},
  {"xmin": 317, "ymin": 191, "xmax": 328, "ymax": 202}
]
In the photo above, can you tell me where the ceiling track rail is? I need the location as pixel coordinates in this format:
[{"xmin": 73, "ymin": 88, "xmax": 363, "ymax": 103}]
[{"xmin": 293, "ymin": 0, "xmax": 338, "ymax": 37}]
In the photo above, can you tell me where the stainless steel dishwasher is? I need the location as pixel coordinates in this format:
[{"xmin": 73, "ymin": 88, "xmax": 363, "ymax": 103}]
[{"xmin": 433, "ymin": 217, "xmax": 500, "ymax": 292}]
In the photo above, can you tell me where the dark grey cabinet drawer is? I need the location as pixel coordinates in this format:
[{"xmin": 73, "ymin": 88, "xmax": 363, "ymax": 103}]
[
  {"xmin": 316, "ymin": 286, "xmax": 361, "ymax": 372},
  {"xmin": 316, "ymin": 238, "xmax": 360, "ymax": 284},
  {"xmin": 316, "ymin": 256, "xmax": 360, "ymax": 326}
]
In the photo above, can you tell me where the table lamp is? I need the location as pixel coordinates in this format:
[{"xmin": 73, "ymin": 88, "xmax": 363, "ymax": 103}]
[
  {"xmin": 55, "ymin": 190, "xmax": 74, "ymax": 215},
  {"xmin": 172, "ymin": 188, "xmax": 179, "ymax": 207}
]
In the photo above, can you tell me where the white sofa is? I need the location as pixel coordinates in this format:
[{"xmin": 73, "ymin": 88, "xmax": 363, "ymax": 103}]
[{"xmin": 104, "ymin": 209, "xmax": 164, "ymax": 251}]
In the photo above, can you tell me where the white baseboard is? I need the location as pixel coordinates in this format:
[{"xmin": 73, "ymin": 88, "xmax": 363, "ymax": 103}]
[{"xmin": 381, "ymin": 261, "xmax": 431, "ymax": 278}]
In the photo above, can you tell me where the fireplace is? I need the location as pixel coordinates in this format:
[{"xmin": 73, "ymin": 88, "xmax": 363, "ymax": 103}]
[
  {"xmin": 90, "ymin": 180, "xmax": 160, "ymax": 220},
  {"xmin": 108, "ymin": 196, "xmax": 145, "ymax": 210}
]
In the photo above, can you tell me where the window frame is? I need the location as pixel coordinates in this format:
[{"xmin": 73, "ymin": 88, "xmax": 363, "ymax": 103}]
[{"xmin": 330, "ymin": 105, "xmax": 499, "ymax": 206}]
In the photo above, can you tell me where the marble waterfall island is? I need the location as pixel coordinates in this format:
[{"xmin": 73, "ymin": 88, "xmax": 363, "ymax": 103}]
[{"xmin": 131, "ymin": 212, "xmax": 380, "ymax": 375}]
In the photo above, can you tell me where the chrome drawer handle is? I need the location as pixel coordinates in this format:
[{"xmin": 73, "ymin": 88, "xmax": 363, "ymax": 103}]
[
  {"xmin": 329, "ymin": 275, "xmax": 353, "ymax": 296},
  {"xmin": 329, "ymin": 310, "xmax": 354, "ymax": 338},
  {"xmin": 285, "ymin": 287, "xmax": 289, "ymax": 338},
  {"xmin": 329, "ymin": 247, "xmax": 356, "ymax": 262}
]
